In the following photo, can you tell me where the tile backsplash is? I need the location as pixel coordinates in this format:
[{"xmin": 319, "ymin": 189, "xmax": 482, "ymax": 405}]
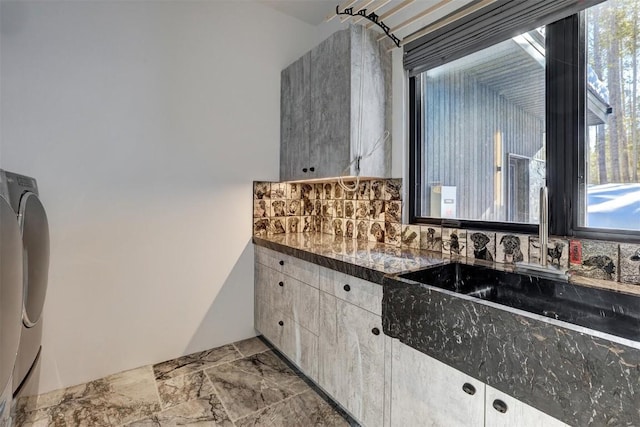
[
  {"xmin": 253, "ymin": 179, "xmax": 404, "ymax": 246},
  {"xmin": 253, "ymin": 179, "xmax": 640, "ymax": 288}
]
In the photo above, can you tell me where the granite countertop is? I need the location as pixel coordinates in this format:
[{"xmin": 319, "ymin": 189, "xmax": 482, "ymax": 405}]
[
  {"xmin": 253, "ymin": 232, "xmax": 445, "ymax": 284},
  {"xmin": 254, "ymin": 232, "xmax": 640, "ymax": 426}
]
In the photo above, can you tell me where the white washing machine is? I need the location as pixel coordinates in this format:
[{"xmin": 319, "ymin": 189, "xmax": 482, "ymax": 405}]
[
  {"xmin": 3, "ymin": 171, "xmax": 49, "ymax": 398},
  {"xmin": 0, "ymin": 174, "xmax": 24, "ymax": 426}
]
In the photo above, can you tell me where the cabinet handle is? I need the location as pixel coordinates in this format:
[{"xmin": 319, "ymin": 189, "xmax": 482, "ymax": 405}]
[
  {"xmin": 309, "ymin": 167, "xmax": 315, "ymax": 172},
  {"xmin": 492, "ymin": 399, "xmax": 508, "ymax": 414},
  {"xmin": 278, "ymin": 281, "xmax": 284, "ymax": 287},
  {"xmin": 302, "ymin": 168, "xmax": 308, "ymax": 173},
  {"xmin": 462, "ymin": 383, "xmax": 476, "ymax": 395},
  {"xmin": 278, "ymin": 320, "xmax": 284, "ymax": 326},
  {"xmin": 279, "ymin": 260, "xmax": 284, "ymax": 266},
  {"xmin": 343, "ymin": 284, "xmax": 351, "ymax": 292},
  {"xmin": 371, "ymin": 327, "xmax": 380, "ymax": 336}
]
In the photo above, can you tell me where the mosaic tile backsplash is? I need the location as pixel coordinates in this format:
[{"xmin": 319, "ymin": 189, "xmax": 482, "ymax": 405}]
[
  {"xmin": 253, "ymin": 179, "xmax": 640, "ymax": 288},
  {"xmin": 253, "ymin": 179, "xmax": 403, "ymax": 244}
]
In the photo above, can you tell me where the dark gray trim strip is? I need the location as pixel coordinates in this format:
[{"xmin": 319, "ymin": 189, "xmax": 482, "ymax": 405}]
[{"xmin": 404, "ymin": 0, "xmax": 606, "ymax": 74}]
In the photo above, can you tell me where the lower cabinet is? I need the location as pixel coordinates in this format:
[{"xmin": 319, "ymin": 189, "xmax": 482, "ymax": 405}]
[
  {"xmin": 485, "ymin": 385, "xmax": 566, "ymax": 427},
  {"xmin": 391, "ymin": 340, "xmax": 569, "ymax": 427},
  {"xmin": 254, "ymin": 249, "xmax": 319, "ymax": 382},
  {"xmin": 391, "ymin": 339, "xmax": 484, "ymax": 427},
  {"xmin": 317, "ymin": 292, "xmax": 386, "ymax": 427},
  {"xmin": 255, "ymin": 247, "xmax": 569, "ymax": 427}
]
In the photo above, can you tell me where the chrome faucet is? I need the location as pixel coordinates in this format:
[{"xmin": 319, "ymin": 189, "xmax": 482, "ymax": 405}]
[
  {"xmin": 539, "ymin": 186, "xmax": 549, "ymax": 267},
  {"xmin": 514, "ymin": 186, "xmax": 568, "ymax": 281}
]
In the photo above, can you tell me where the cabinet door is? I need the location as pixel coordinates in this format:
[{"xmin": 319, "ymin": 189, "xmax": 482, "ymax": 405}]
[
  {"xmin": 309, "ymin": 29, "xmax": 351, "ymax": 179},
  {"xmin": 391, "ymin": 340, "xmax": 484, "ymax": 427},
  {"xmin": 485, "ymin": 385, "xmax": 567, "ymax": 427},
  {"xmin": 280, "ymin": 53, "xmax": 311, "ymax": 182},
  {"xmin": 319, "ymin": 292, "xmax": 384, "ymax": 427}
]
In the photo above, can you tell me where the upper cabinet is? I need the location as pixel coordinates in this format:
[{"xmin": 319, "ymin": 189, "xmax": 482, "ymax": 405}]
[
  {"xmin": 280, "ymin": 25, "xmax": 392, "ymax": 182},
  {"xmin": 280, "ymin": 52, "xmax": 311, "ymax": 182}
]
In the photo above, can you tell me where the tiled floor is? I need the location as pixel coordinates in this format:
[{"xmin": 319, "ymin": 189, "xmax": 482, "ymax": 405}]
[{"xmin": 15, "ymin": 337, "xmax": 353, "ymax": 427}]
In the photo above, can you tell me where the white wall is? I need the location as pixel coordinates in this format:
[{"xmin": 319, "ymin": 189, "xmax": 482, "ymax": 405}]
[{"xmin": 0, "ymin": 0, "xmax": 321, "ymax": 393}]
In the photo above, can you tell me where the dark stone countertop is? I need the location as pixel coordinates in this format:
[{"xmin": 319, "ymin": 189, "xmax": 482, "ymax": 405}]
[{"xmin": 254, "ymin": 233, "xmax": 640, "ymax": 426}]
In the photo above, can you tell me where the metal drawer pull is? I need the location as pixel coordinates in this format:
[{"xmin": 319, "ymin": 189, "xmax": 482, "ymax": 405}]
[
  {"xmin": 343, "ymin": 284, "xmax": 351, "ymax": 292},
  {"xmin": 462, "ymin": 383, "xmax": 476, "ymax": 395},
  {"xmin": 279, "ymin": 281, "xmax": 284, "ymax": 287},
  {"xmin": 492, "ymin": 399, "xmax": 508, "ymax": 413},
  {"xmin": 371, "ymin": 327, "xmax": 380, "ymax": 335},
  {"xmin": 279, "ymin": 260, "xmax": 284, "ymax": 266},
  {"xmin": 278, "ymin": 320, "xmax": 284, "ymax": 326}
]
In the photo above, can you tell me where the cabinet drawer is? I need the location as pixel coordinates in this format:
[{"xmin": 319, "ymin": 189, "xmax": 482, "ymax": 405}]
[
  {"xmin": 485, "ymin": 386, "xmax": 567, "ymax": 427},
  {"xmin": 255, "ymin": 246, "xmax": 286, "ymax": 271},
  {"xmin": 391, "ymin": 340, "xmax": 484, "ymax": 427},
  {"xmin": 255, "ymin": 282, "xmax": 318, "ymax": 381},
  {"xmin": 255, "ymin": 299, "xmax": 286, "ymax": 351},
  {"xmin": 319, "ymin": 267, "xmax": 382, "ymax": 315},
  {"xmin": 286, "ymin": 275, "xmax": 319, "ymax": 335},
  {"xmin": 255, "ymin": 246, "xmax": 319, "ymax": 288},
  {"xmin": 256, "ymin": 262, "xmax": 319, "ymax": 335},
  {"xmin": 280, "ymin": 318, "xmax": 318, "ymax": 382},
  {"xmin": 257, "ymin": 302, "xmax": 318, "ymax": 382},
  {"xmin": 255, "ymin": 262, "xmax": 275, "ymax": 307}
]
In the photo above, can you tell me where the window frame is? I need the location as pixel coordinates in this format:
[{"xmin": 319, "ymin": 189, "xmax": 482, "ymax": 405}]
[{"xmin": 408, "ymin": 10, "xmax": 640, "ymax": 243}]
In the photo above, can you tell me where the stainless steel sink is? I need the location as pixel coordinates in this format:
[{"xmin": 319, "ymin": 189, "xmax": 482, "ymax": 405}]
[{"xmin": 397, "ymin": 262, "xmax": 640, "ymax": 341}]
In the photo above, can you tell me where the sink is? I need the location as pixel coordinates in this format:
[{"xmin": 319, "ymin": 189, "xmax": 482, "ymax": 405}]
[{"xmin": 397, "ymin": 262, "xmax": 640, "ymax": 342}]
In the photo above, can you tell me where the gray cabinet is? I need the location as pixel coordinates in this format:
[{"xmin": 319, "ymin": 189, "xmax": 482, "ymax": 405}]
[
  {"xmin": 391, "ymin": 340, "xmax": 484, "ymax": 427},
  {"xmin": 485, "ymin": 385, "xmax": 567, "ymax": 427},
  {"xmin": 318, "ymin": 274, "xmax": 387, "ymax": 427},
  {"xmin": 280, "ymin": 53, "xmax": 311, "ymax": 181},
  {"xmin": 280, "ymin": 25, "xmax": 392, "ymax": 181},
  {"xmin": 254, "ymin": 246, "xmax": 319, "ymax": 381},
  {"xmin": 391, "ymin": 340, "xmax": 569, "ymax": 427},
  {"xmin": 256, "ymin": 247, "xmax": 573, "ymax": 427}
]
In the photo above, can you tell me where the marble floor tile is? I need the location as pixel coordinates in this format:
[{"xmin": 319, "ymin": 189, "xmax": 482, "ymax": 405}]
[
  {"xmin": 97, "ymin": 366, "xmax": 162, "ymax": 426},
  {"xmin": 232, "ymin": 337, "xmax": 271, "ymax": 358},
  {"xmin": 156, "ymin": 370, "xmax": 216, "ymax": 410},
  {"xmin": 15, "ymin": 339, "xmax": 353, "ymax": 427},
  {"xmin": 15, "ymin": 398, "xmax": 111, "ymax": 427},
  {"xmin": 204, "ymin": 350, "xmax": 309, "ymax": 420},
  {"xmin": 124, "ymin": 395, "xmax": 233, "ymax": 427},
  {"xmin": 234, "ymin": 390, "xmax": 350, "ymax": 427},
  {"xmin": 16, "ymin": 366, "xmax": 160, "ymax": 427},
  {"xmin": 152, "ymin": 345, "xmax": 241, "ymax": 381}
]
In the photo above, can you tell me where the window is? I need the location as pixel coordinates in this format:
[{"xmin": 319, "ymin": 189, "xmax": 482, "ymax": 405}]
[
  {"xmin": 408, "ymin": 0, "xmax": 640, "ymax": 240},
  {"xmin": 582, "ymin": 1, "xmax": 640, "ymax": 232},
  {"xmin": 413, "ymin": 27, "xmax": 546, "ymax": 226}
]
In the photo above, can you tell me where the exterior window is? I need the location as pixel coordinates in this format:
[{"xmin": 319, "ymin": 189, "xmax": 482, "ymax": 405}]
[
  {"xmin": 410, "ymin": 0, "xmax": 640, "ymax": 240},
  {"xmin": 584, "ymin": 0, "xmax": 640, "ymax": 231},
  {"xmin": 415, "ymin": 28, "xmax": 546, "ymax": 226}
]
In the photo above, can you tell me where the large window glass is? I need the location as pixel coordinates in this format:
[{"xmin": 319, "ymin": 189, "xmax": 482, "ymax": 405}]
[
  {"xmin": 410, "ymin": 0, "xmax": 640, "ymax": 239},
  {"xmin": 585, "ymin": 0, "xmax": 640, "ymax": 231},
  {"xmin": 416, "ymin": 28, "xmax": 546, "ymax": 225}
]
